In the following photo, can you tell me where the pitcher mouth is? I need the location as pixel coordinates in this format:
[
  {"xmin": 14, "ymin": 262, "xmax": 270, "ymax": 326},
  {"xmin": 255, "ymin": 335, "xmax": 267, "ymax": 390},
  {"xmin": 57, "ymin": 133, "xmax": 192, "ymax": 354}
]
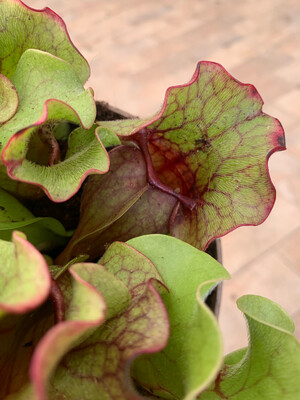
[{"xmin": 26, "ymin": 121, "xmax": 79, "ymax": 166}]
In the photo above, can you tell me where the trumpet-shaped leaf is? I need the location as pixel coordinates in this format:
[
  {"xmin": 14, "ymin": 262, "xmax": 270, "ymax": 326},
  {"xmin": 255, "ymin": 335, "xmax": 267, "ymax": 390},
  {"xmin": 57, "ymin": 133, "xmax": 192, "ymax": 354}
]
[
  {"xmin": 29, "ymin": 243, "xmax": 169, "ymax": 400},
  {"xmin": 199, "ymin": 295, "xmax": 300, "ymax": 400},
  {"xmin": 128, "ymin": 234, "xmax": 230, "ymax": 399},
  {"xmin": 1, "ymin": 235, "xmax": 299, "ymax": 400},
  {"xmin": 56, "ymin": 145, "xmax": 176, "ymax": 263},
  {"xmin": 3, "ymin": 241, "xmax": 168, "ymax": 399},
  {"xmin": 0, "ymin": 49, "xmax": 109, "ymax": 201},
  {"xmin": 0, "ymin": 1, "xmax": 111, "ymax": 202},
  {"xmin": 98, "ymin": 61, "xmax": 285, "ymax": 250}
]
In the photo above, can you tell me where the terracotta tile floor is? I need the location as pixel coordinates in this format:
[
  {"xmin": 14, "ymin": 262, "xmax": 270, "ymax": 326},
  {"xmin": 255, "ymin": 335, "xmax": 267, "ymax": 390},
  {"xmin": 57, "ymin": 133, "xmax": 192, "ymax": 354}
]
[{"xmin": 27, "ymin": 0, "xmax": 300, "ymax": 353}]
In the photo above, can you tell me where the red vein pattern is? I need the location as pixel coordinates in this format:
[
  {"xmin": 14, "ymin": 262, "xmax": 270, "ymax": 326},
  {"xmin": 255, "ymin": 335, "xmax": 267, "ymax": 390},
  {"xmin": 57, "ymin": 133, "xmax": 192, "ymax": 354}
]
[{"xmin": 98, "ymin": 61, "xmax": 286, "ymax": 250}]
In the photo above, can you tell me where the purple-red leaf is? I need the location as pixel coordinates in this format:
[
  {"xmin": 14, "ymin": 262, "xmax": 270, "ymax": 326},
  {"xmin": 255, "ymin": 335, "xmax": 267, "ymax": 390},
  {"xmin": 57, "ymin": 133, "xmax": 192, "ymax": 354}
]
[{"xmin": 56, "ymin": 145, "xmax": 176, "ymax": 263}]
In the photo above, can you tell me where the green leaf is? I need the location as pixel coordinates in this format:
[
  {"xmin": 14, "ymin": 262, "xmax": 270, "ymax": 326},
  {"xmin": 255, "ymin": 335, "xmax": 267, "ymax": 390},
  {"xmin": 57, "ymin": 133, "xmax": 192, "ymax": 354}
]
[
  {"xmin": 128, "ymin": 234, "xmax": 230, "ymax": 399},
  {"xmin": 0, "ymin": 231, "xmax": 51, "ymax": 317},
  {"xmin": 0, "ymin": 73, "xmax": 18, "ymax": 123},
  {"xmin": 98, "ymin": 61, "xmax": 285, "ymax": 250},
  {"xmin": 100, "ymin": 240, "xmax": 164, "ymax": 294},
  {"xmin": 0, "ymin": 49, "xmax": 109, "ymax": 201},
  {"xmin": 200, "ymin": 295, "xmax": 300, "ymax": 400},
  {"xmin": 0, "ymin": 188, "xmax": 71, "ymax": 251},
  {"xmin": 0, "ymin": 0, "xmax": 89, "ymax": 83},
  {"xmin": 0, "ymin": 1, "xmax": 102, "ymax": 202},
  {"xmin": 0, "ymin": 48, "xmax": 95, "ymax": 150}
]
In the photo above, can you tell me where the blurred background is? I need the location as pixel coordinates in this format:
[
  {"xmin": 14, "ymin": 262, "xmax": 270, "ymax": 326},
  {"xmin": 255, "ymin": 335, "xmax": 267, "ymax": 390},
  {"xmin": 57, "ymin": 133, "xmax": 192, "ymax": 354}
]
[{"xmin": 26, "ymin": 0, "xmax": 300, "ymax": 353}]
